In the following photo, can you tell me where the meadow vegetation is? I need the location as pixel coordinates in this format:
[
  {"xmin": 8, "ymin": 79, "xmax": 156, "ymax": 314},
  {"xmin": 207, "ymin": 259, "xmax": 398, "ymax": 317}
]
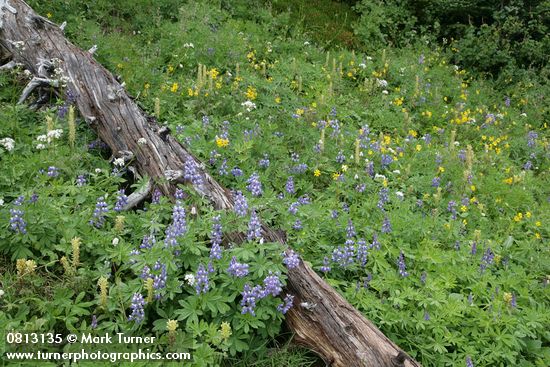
[{"xmin": 0, "ymin": 0, "xmax": 548, "ymax": 366}]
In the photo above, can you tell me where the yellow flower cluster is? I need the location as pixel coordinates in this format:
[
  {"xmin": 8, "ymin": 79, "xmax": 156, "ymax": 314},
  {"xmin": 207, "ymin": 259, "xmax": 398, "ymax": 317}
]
[
  {"xmin": 16, "ymin": 259, "xmax": 37, "ymax": 276},
  {"xmin": 216, "ymin": 136, "xmax": 229, "ymax": 148}
]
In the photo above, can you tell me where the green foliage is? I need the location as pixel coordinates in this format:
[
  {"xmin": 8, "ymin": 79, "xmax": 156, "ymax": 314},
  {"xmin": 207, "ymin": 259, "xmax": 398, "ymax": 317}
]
[{"xmin": 1, "ymin": 1, "xmax": 549, "ymax": 366}]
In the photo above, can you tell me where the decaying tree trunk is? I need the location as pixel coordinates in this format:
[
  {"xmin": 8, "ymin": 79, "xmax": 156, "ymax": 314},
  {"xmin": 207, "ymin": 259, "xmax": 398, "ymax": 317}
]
[{"xmin": 0, "ymin": 1, "xmax": 421, "ymax": 366}]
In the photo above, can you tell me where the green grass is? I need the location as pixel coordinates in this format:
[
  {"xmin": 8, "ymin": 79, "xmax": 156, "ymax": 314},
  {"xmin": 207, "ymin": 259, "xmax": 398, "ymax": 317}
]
[{"xmin": 1, "ymin": 1, "xmax": 549, "ymax": 366}]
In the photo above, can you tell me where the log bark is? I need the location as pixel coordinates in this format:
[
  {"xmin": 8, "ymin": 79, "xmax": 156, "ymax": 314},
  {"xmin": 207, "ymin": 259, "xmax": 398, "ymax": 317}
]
[{"xmin": 0, "ymin": 2, "xmax": 421, "ymax": 366}]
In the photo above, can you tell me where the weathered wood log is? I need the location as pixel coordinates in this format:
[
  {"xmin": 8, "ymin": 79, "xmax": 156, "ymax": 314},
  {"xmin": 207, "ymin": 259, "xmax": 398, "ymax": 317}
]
[{"xmin": 0, "ymin": 2, "xmax": 421, "ymax": 366}]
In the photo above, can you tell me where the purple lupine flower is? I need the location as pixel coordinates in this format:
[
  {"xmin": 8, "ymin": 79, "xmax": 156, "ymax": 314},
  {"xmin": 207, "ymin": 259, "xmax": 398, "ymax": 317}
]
[
  {"xmin": 283, "ymin": 250, "xmax": 300, "ymax": 269},
  {"xmin": 364, "ymin": 273, "xmax": 372, "ymax": 288},
  {"xmin": 219, "ymin": 159, "xmax": 228, "ymax": 176},
  {"xmin": 9, "ymin": 204, "xmax": 27, "ymax": 234},
  {"xmin": 288, "ymin": 202, "xmax": 300, "ymax": 215},
  {"xmin": 140, "ymin": 265, "xmax": 152, "ymax": 280},
  {"xmin": 151, "ymin": 189, "xmax": 162, "ymax": 204},
  {"xmin": 471, "ymin": 241, "xmax": 477, "ymax": 255},
  {"xmin": 377, "ymin": 188, "xmax": 389, "ymax": 210},
  {"xmin": 458, "ymin": 149, "xmax": 466, "ymax": 162},
  {"xmin": 346, "ymin": 219, "xmax": 356, "ymax": 238},
  {"xmin": 356, "ymin": 183, "xmax": 366, "ymax": 193},
  {"xmin": 141, "ymin": 235, "xmax": 156, "ymax": 250},
  {"xmin": 290, "ymin": 163, "xmax": 308, "ymax": 174},
  {"xmin": 527, "ymin": 131, "xmax": 538, "ymax": 148},
  {"xmin": 447, "ymin": 200, "xmax": 457, "ymax": 220},
  {"xmin": 422, "ymin": 134, "xmax": 432, "ymax": 144},
  {"xmin": 480, "ymin": 247, "xmax": 494, "ymax": 273},
  {"xmin": 356, "ymin": 239, "xmax": 368, "ymax": 267},
  {"xmin": 89, "ymin": 196, "xmax": 108, "ymax": 228},
  {"xmin": 241, "ymin": 284, "xmax": 263, "ymax": 316},
  {"xmin": 366, "ymin": 161, "xmax": 375, "ymax": 178},
  {"xmin": 370, "ymin": 233, "xmax": 381, "ymax": 250},
  {"xmin": 153, "ymin": 264, "xmax": 167, "ymax": 292},
  {"xmin": 247, "ymin": 210, "xmax": 262, "ymax": 241},
  {"xmin": 298, "ymin": 195, "xmax": 310, "ymax": 205},
  {"xmin": 231, "ymin": 167, "xmax": 243, "ymax": 177},
  {"xmin": 504, "ymin": 96, "xmax": 510, "ymax": 107},
  {"xmin": 128, "ymin": 293, "xmax": 146, "ymax": 323},
  {"xmin": 202, "ymin": 115, "xmax": 210, "ymax": 127},
  {"xmin": 468, "ymin": 293, "xmax": 474, "ymax": 305},
  {"xmin": 342, "ymin": 203, "xmax": 349, "ymax": 213},
  {"xmin": 332, "ymin": 243, "xmax": 355, "ymax": 267},
  {"xmin": 396, "ymin": 251, "xmax": 409, "ymax": 277},
  {"xmin": 420, "ymin": 272, "xmax": 427, "ymax": 284},
  {"xmin": 47, "ymin": 166, "xmax": 59, "ymax": 178},
  {"xmin": 227, "ymin": 256, "xmax": 249, "ymax": 277},
  {"xmin": 175, "ymin": 188, "xmax": 185, "ymax": 200},
  {"xmin": 209, "ymin": 150, "xmax": 218, "ymax": 166},
  {"xmin": 381, "ymin": 154, "xmax": 393, "ymax": 169},
  {"xmin": 259, "ymin": 154, "xmax": 270, "ymax": 168},
  {"xmin": 207, "ymin": 261, "xmax": 215, "ymax": 274},
  {"xmin": 320, "ymin": 257, "xmax": 331, "ymax": 273},
  {"xmin": 195, "ymin": 264, "xmax": 209, "ymax": 294},
  {"xmin": 431, "ymin": 177, "xmax": 441, "ymax": 187},
  {"xmin": 381, "ymin": 216, "xmax": 392, "ymax": 234},
  {"xmin": 336, "ymin": 151, "xmax": 346, "ymax": 164},
  {"xmin": 209, "ymin": 215, "xmax": 223, "ymax": 260},
  {"xmin": 331, "ymin": 210, "xmax": 339, "ymax": 219},
  {"xmin": 233, "ymin": 190, "xmax": 248, "ymax": 217},
  {"xmin": 465, "ymin": 356, "xmax": 474, "ymax": 367},
  {"xmin": 246, "ymin": 173, "xmax": 263, "ymax": 197},
  {"xmin": 418, "ymin": 54, "xmax": 425, "ymax": 64},
  {"xmin": 523, "ymin": 161, "xmax": 532, "ymax": 170},
  {"xmin": 76, "ymin": 174, "xmax": 87, "ymax": 186},
  {"xmin": 285, "ymin": 176, "xmax": 295, "ymax": 194},
  {"xmin": 28, "ymin": 193, "xmax": 38, "ymax": 203},
  {"xmin": 292, "ymin": 219, "xmax": 303, "ymax": 230},
  {"xmin": 277, "ymin": 294, "xmax": 294, "ymax": 314},
  {"xmin": 114, "ymin": 189, "xmax": 128, "ymax": 212},
  {"xmin": 164, "ymin": 202, "xmax": 187, "ymax": 247},
  {"xmin": 262, "ymin": 272, "xmax": 282, "ymax": 297},
  {"xmin": 423, "ymin": 310, "xmax": 430, "ymax": 321},
  {"xmin": 184, "ymin": 158, "xmax": 204, "ymax": 187},
  {"xmin": 454, "ymin": 240, "xmax": 461, "ymax": 251},
  {"xmin": 91, "ymin": 315, "xmax": 98, "ymax": 329},
  {"xmin": 511, "ymin": 293, "xmax": 517, "ymax": 308}
]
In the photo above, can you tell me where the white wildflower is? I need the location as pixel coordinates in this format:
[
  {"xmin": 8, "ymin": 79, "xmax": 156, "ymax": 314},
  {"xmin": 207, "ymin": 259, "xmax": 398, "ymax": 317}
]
[
  {"xmin": 382, "ymin": 90, "xmax": 389, "ymax": 95},
  {"xmin": 184, "ymin": 273, "xmax": 195, "ymax": 286},
  {"xmin": 112, "ymin": 237, "xmax": 119, "ymax": 245},
  {"xmin": 0, "ymin": 289, "xmax": 4, "ymax": 298},
  {"xmin": 241, "ymin": 100, "xmax": 256, "ymax": 112},
  {"xmin": 113, "ymin": 158, "xmax": 125, "ymax": 167},
  {"xmin": 0, "ymin": 198, "xmax": 4, "ymax": 206},
  {"xmin": 358, "ymin": 63, "xmax": 366, "ymax": 69},
  {"xmin": 396, "ymin": 191, "xmax": 404, "ymax": 200},
  {"xmin": 374, "ymin": 174, "xmax": 386, "ymax": 181},
  {"xmin": 137, "ymin": 137, "xmax": 147, "ymax": 145},
  {"xmin": 0, "ymin": 137, "xmax": 15, "ymax": 152},
  {"xmin": 35, "ymin": 143, "xmax": 46, "ymax": 150},
  {"xmin": 392, "ymin": 170, "xmax": 401, "ymax": 174},
  {"xmin": 95, "ymin": 168, "xmax": 102, "ymax": 173},
  {"xmin": 377, "ymin": 79, "xmax": 388, "ymax": 88}
]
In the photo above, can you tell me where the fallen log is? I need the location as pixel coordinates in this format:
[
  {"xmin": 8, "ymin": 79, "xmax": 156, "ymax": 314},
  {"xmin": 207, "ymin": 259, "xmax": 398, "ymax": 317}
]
[{"xmin": 0, "ymin": 1, "xmax": 421, "ymax": 366}]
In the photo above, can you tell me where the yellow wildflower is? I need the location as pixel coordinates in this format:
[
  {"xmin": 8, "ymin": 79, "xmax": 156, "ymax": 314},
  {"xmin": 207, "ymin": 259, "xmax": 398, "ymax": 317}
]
[
  {"xmin": 314, "ymin": 169, "xmax": 321, "ymax": 177},
  {"xmin": 170, "ymin": 82, "xmax": 179, "ymax": 93},
  {"xmin": 220, "ymin": 322, "xmax": 232, "ymax": 340},
  {"xmin": 246, "ymin": 86, "xmax": 257, "ymax": 100},
  {"xmin": 215, "ymin": 136, "xmax": 229, "ymax": 148}
]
